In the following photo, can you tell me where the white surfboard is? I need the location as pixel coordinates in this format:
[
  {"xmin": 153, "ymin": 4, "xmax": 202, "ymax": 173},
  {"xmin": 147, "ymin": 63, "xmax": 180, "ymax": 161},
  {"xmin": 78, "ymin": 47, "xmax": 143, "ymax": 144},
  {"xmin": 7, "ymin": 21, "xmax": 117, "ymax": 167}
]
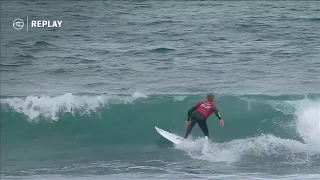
[{"xmin": 155, "ymin": 126, "xmax": 185, "ymax": 144}]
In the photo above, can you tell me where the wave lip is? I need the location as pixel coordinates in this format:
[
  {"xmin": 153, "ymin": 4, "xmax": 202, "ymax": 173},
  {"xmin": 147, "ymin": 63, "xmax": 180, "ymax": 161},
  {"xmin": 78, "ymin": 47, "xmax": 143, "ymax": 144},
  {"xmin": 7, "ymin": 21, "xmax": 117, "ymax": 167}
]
[{"xmin": 0, "ymin": 92, "xmax": 148, "ymax": 121}]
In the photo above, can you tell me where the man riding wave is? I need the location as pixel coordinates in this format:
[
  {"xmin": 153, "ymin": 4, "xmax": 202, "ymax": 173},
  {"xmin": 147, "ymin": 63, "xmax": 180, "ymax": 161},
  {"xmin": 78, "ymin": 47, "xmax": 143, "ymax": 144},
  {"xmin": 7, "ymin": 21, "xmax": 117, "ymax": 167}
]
[{"xmin": 184, "ymin": 93, "xmax": 224, "ymax": 139}]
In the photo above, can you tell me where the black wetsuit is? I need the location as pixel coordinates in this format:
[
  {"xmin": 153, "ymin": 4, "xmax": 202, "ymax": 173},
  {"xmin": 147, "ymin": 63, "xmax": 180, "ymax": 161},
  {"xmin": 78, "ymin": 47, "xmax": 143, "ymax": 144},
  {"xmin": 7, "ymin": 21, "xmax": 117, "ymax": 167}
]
[
  {"xmin": 185, "ymin": 111, "xmax": 209, "ymax": 137},
  {"xmin": 184, "ymin": 101, "xmax": 222, "ymax": 138}
]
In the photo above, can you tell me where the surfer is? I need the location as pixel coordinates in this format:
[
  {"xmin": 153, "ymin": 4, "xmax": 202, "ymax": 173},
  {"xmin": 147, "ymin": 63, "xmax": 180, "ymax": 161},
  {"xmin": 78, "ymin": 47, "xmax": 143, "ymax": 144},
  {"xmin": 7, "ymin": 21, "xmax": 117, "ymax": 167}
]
[{"xmin": 184, "ymin": 93, "xmax": 224, "ymax": 139}]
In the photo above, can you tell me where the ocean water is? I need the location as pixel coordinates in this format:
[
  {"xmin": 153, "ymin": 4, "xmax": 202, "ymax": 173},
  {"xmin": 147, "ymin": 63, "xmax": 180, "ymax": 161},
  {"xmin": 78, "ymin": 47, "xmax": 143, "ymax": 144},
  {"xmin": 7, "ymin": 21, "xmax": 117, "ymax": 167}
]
[{"xmin": 1, "ymin": 1, "xmax": 320, "ymax": 180}]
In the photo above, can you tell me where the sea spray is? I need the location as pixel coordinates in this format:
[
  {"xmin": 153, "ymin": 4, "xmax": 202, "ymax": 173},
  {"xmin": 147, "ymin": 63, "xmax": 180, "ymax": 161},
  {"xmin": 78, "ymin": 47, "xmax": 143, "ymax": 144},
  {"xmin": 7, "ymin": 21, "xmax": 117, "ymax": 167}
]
[
  {"xmin": 294, "ymin": 99, "xmax": 320, "ymax": 150},
  {"xmin": 0, "ymin": 92, "xmax": 148, "ymax": 121}
]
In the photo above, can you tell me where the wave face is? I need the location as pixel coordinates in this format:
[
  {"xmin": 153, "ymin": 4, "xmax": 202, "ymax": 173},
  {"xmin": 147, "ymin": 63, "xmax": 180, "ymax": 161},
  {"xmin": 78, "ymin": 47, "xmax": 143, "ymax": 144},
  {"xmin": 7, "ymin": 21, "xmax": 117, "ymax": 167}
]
[{"xmin": 1, "ymin": 93, "xmax": 320, "ymax": 168}]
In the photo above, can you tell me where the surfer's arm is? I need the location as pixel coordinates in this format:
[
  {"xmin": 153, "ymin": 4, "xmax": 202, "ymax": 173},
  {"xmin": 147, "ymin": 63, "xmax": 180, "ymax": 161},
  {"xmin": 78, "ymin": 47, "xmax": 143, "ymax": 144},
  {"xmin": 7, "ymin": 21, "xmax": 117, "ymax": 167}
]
[
  {"xmin": 187, "ymin": 103, "xmax": 200, "ymax": 121},
  {"xmin": 212, "ymin": 108, "xmax": 222, "ymax": 120},
  {"xmin": 187, "ymin": 106, "xmax": 196, "ymax": 121}
]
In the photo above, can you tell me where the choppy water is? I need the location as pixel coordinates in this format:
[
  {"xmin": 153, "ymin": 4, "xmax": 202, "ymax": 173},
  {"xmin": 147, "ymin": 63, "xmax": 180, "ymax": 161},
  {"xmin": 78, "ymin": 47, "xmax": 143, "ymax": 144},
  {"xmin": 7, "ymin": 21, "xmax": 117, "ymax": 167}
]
[{"xmin": 1, "ymin": 1, "xmax": 320, "ymax": 180}]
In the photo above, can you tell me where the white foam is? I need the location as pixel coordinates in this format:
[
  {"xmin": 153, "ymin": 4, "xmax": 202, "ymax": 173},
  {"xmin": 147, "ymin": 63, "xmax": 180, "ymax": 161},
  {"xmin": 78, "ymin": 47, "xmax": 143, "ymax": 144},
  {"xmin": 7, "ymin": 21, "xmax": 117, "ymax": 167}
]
[
  {"xmin": 1, "ymin": 92, "xmax": 148, "ymax": 121},
  {"xmin": 293, "ymin": 99, "xmax": 320, "ymax": 149},
  {"xmin": 173, "ymin": 96, "xmax": 186, "ymax": 102},
  {"xmin": 176, "ymin": 134, "xmax": 314, "ymax": 163},
  {"xmin": 132, "ymin": 92, "xmax": 148, "ymax": 98}
]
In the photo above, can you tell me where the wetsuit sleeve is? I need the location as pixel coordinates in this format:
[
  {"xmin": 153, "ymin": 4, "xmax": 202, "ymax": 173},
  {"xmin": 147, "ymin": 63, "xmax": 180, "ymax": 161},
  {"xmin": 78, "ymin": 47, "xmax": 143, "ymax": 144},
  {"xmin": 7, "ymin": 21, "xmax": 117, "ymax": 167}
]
[
  {"xmin": 212, "ymin": 108, "xmax": 222, "ymax": 120},
  {"xmin": 187, "ymin": 102, "xmax": 200, "ymax": 121}
]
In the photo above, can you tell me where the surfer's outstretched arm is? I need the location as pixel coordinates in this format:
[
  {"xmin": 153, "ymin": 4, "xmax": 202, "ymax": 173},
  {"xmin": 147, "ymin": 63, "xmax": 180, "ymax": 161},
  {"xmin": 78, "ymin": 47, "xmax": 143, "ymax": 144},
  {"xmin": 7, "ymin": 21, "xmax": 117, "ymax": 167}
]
[
  {"xmin": 212, "ymin": 108, "xmax": 222, "ymax": 120},
  {"xmin": 212, "ymin": 108, "xmax": 224, "ymax": 126}
]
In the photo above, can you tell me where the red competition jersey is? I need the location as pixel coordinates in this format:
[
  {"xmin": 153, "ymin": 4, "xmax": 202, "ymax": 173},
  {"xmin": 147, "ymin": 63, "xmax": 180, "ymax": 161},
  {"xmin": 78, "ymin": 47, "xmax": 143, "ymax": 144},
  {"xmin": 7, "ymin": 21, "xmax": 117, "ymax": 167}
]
[{"xmin": 194, "ymin": 101, "xmax": 217, "ymax": 118}]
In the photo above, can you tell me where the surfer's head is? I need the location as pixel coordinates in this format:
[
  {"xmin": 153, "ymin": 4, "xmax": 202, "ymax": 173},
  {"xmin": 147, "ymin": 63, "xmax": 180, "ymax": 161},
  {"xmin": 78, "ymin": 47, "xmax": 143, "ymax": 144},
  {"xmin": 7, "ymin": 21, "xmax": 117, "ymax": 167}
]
[{"xmin": 206, "ymin": 93, "xmax": 215, "ymax": 102}]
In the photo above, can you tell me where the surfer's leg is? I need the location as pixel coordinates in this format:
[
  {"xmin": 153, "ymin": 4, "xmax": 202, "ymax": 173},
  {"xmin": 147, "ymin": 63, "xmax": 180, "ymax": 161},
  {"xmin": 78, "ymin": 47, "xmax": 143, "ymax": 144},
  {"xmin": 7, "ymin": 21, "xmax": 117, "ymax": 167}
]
[
  {"xmin": 184, "ymin": 120, "xmax": 196, "ymax": 138},
  {"xmin": 197, "ymin": 120, "xmax": 209, "ymax": 137}
]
